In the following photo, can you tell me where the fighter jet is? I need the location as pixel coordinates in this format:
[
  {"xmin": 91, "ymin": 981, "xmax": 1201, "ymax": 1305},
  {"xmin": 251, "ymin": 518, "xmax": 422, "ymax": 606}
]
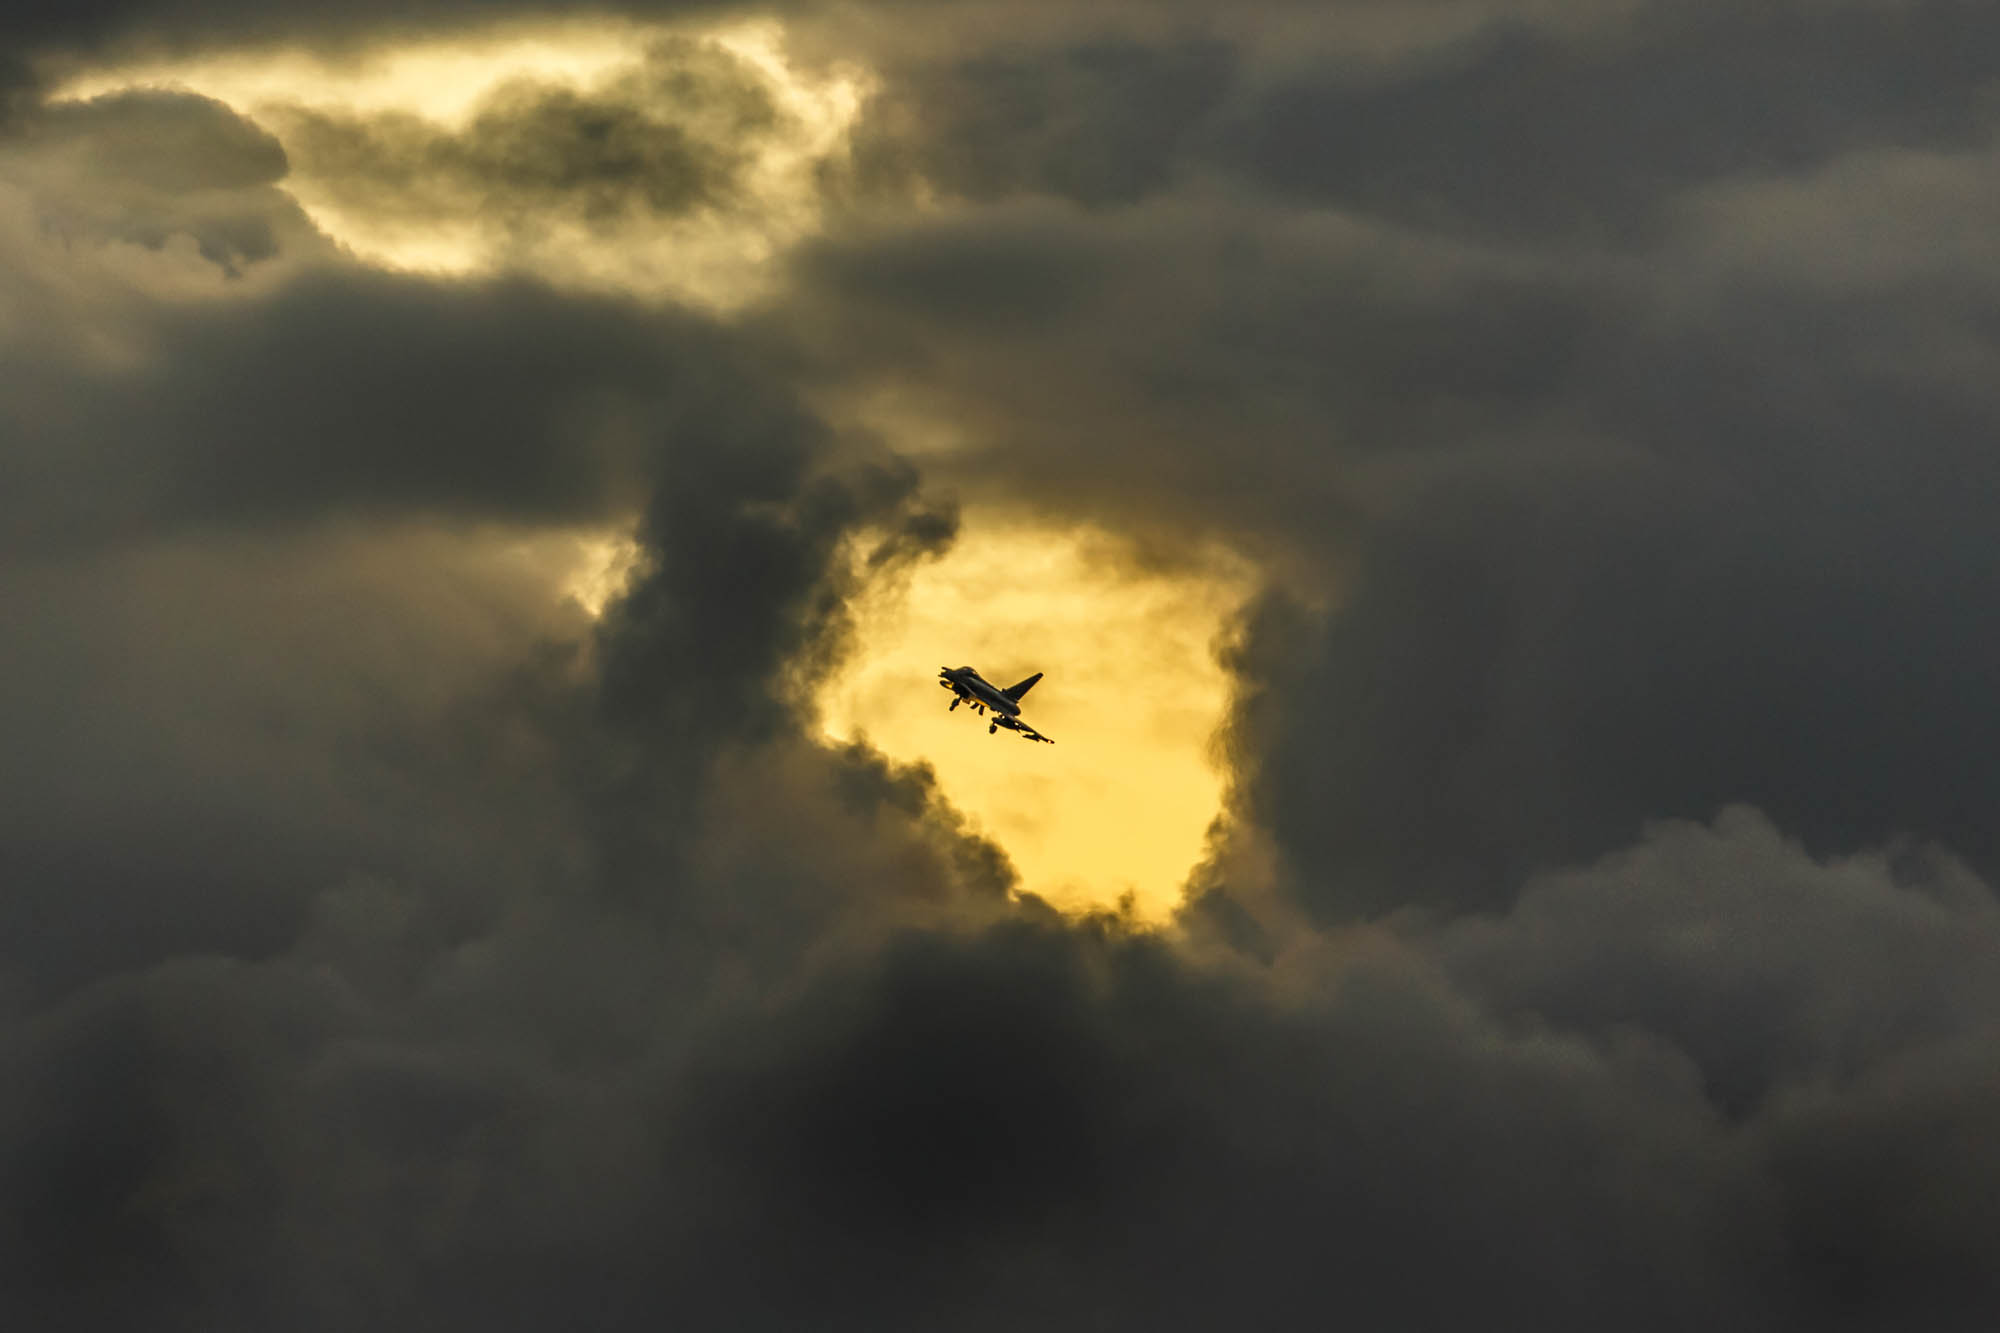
[{"xmin": 938, "ymin": 665, "xmax": 1054, "ymax": 743}]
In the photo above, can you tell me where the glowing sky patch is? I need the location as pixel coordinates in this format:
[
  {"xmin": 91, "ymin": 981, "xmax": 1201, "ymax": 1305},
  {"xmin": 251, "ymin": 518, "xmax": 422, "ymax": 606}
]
[
  {"xmin": 40, "ymin": 20, "xmax": 1246, "ymax": 915},
  {"xmin": 53, "ymin": 22, "xmax": 649, "ymax": 125},
  {"xmin": 52, "ymin": 19, "xmax": 873, "ymax": 307},
  {"xmin": 555, "ymin": 529, "xmax": 644, "ymax": 618},
  {"xmin": 819, "ymin": 514, "xmax": 1255, "ymax": 919}
]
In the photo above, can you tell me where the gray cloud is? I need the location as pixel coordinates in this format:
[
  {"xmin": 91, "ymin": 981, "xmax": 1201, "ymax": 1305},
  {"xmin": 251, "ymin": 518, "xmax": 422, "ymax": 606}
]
[
  {"xmin": 2, "ymin": 89, "xmax": 316, "ymax": 273},
  {"xmin": 12, "ymin": 824, "xmax": 2000, "ymax": 1331},
  {"xmin": 662, "ymin": 915, "xmax": 1766, "ymax": 1332},
  {"xmin": 7, "ymin": 1, "xmax": 2000, "ymax": 1328},
  {"xmin": 1205, "ymin": 258, "xmax": 2000, "ymax": 915},
  {"xmin": 0, "ymin": 255, "xmax": 805, "ymax": 550},
  {"xmin": 754, "ymin": 6, "xmax": 2000, "ymax": 915},
  {"xmin": 846, "ymin": 36, "xmax": 1235, "ymax": 208},
  {"xmin": 1437, "ymin": 807, "xmax": 2000, "ymax": 1112},
  {"xmin": 30, "ymin": 88, "xmax": 287, "ymax": 192},
  {"xmin": 1219, "ymin": 2, "xmax": 2000, "ymax": 241}
]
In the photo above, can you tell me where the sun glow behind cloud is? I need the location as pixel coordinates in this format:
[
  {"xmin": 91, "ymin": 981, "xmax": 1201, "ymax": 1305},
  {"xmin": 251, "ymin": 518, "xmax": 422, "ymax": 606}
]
[
  {"xmin": 819, "ymin": 515, "xmax": 1255, "ymax": 920},
  {"xmin": 471, "ymin": 508, "xmax": 1252, "ymax": 921},
  {"xmin": 556, "ymin": 529, "xmax": 645, "ymax": 618},
  {"xmin": 41, "ymin": 21, "xmax": 1250, "ymax": 919},
  {"xmin": 522, "ymin": 512, "xmax": 1251, "ymax": 921},
  {"xmin": 52, "ymin": 19, "xmax": 872, "ymax": 306},
  {"xmin": 54, "ymin": 22, "xmax": 646, "ymax": 124}
]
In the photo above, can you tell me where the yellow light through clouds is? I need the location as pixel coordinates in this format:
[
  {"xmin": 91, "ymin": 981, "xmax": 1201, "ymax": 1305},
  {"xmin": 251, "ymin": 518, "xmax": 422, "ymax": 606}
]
[
  {"xmin": 45, "ymin": 24, "xmax": 1253, "ymax": 921},
  {"xmin": 820, "ymin": 517, "xmax": 1254, "ymax": 920},
  {"xmin": 552, "ymin": 530, "xmax": 643, "ymax": 618},
  {"xmin": 52, "ymin": 20, "xmax": 870, "ymax": 306},
  {"xmin": 55, "ymin": 24, "xmax": 646, "ymax": 124}
]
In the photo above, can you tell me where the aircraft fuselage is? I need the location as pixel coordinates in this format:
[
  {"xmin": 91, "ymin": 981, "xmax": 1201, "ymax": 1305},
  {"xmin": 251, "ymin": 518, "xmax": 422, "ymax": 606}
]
[
  {"xmin": 938, "ymin": 667, "xmax": 1020, "ymax": 716},
  {"xmin": 938, "ymin": 665, "xmax": 1052, "ymax": 742}
]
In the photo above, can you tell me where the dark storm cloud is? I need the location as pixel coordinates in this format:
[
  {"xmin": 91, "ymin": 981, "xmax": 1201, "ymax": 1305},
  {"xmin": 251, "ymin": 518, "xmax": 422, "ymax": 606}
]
[
  {"xmin": 11, "ymin": 844, "xmax": 2000, "ymax": 1331},
  {"xmin": 0, "ymin": 336, "xmax": 966, "ymax": 997},
  {"xmin": 754, "ymin": 1, "xmax": 2000, "ymax": 913},
  {"xmin": 1213, "ymin": 262, "xmax": 2000, "ymax": 916},
  {"xmin": 1422, "ymin": 810, "xmax": 2000, "ymax": 1327},
  {"xmin": 8, "ymin": 0, "xmax": 2000, "ymax": 1329},
  {"xmin": 2, "ymin": 272, "xmax": 711, "ymax": 546},
  {"xmin": 846, "ymin": 36, "xmax": 1235, "ymax": 208},
  {"xmin": 663, "ymin": 915, "xmax": 1767, "ymax": 1331},
  {"xmin": 586, "ymin": 446, "xmax": 968, "ymax": 912},
  {"xmin": 1436, "ymin": 808, "xmax": 2000, "ymax": 1113},
  {"xmin": 773, "ymin": 197, "xmax": 1613, "ymax": 555},
  {"xmin": 1222, "ymin": 1, "xmax": 2000, "ymax": 240},
  {"xmin": 0, "ymin": 219, "xmax": 815, "ymax": 549},
  {"xmin": 0, "ymin": 68, "xmax": 979, "ymax": 1000},
  {"xmin": 747, "ymin": 11, "xmax": 2000, "ymax": 1320},
  {"xmin": 1765, "ymin": 1035, "xmax": 2000, "ymax": 1331}
]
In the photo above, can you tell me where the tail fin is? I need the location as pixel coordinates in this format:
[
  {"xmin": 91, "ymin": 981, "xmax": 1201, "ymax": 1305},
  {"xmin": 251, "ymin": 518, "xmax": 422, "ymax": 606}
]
[{"xmin": 1001, "ymin": 671, "xmax": 1043, "ymax": 701}]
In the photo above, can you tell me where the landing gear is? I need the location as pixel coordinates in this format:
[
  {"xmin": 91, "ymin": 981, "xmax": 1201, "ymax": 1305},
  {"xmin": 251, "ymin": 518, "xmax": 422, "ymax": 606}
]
[
  {"xmin": 989, "ymin": 722, "xmax": 998, "ymax": 734},
  {"xmin": 949, "ymin": 697, "xmax": 961, "ymax": 711}
]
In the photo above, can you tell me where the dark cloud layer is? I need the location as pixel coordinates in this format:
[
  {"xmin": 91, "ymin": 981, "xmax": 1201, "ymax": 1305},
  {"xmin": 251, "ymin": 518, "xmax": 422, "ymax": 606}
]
[
  {"xmin": 7, "ymin": 0, "xmax": 2000, "ymax": 1329},
  {"xmin": 848, "ymin": 36, "xmax": 1236, "ymax": 208},
  {"xmin": 0, "ymin": 88, "xmax": 824, "ymax": 550},
  {"xmin": 1224, "ymin": 2, "xmax": 2000, "ymax": 239},
  {"xmin": 1217, "ymin": 266, "xmax": 2000, "ymax": 917},
  {"xmin": 11, "ymin": 830, "xmax": 2000, "ymax": 1331}
]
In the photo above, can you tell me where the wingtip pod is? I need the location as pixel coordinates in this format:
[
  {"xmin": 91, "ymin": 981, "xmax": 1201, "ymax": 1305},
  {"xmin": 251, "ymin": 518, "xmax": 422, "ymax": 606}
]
[{"xmin": 990, "ymin": 714, "xmax": 1053, "ymax": 744}]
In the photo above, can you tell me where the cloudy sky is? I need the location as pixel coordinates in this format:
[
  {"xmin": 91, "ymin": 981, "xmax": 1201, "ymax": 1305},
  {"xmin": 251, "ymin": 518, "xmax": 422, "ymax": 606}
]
[{"xmin": 5, "ymin": 1, "xmax": 2000, "ymax": 1328}]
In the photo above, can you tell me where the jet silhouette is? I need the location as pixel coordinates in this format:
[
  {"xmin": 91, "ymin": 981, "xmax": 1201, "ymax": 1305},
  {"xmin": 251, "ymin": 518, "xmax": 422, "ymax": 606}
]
[{"xmin": 937, "ymin": 666, "xmax": 1054, "ymax": 743}]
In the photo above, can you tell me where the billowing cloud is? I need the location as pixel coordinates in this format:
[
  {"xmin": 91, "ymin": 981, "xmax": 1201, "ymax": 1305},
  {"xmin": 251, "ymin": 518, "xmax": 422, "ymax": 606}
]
[
  {"xmin": 1438, "ymin": 807, "xmax": 2000, "ymax": 1110},
  {"xmin": 264, "ymin": 39, "xmax": 774, "ymax": 225},
  {"xmin": 11, "ymin": 812, "xmax": 2000, "ymax": 1330},
  {"xmin": 6, "ymin": 0, "xmax": 2000, "ymax": 1328},
  {"xmin": 0, "ymin": 75, "xmax": 859, "ymax": 551},
  {"xmin": 43, "ymin": 22, "xmax": 872, "ymax": 303},
  {"xmin": 0, "ymin": 87, "xmax": 321, "ymax": 288}
]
